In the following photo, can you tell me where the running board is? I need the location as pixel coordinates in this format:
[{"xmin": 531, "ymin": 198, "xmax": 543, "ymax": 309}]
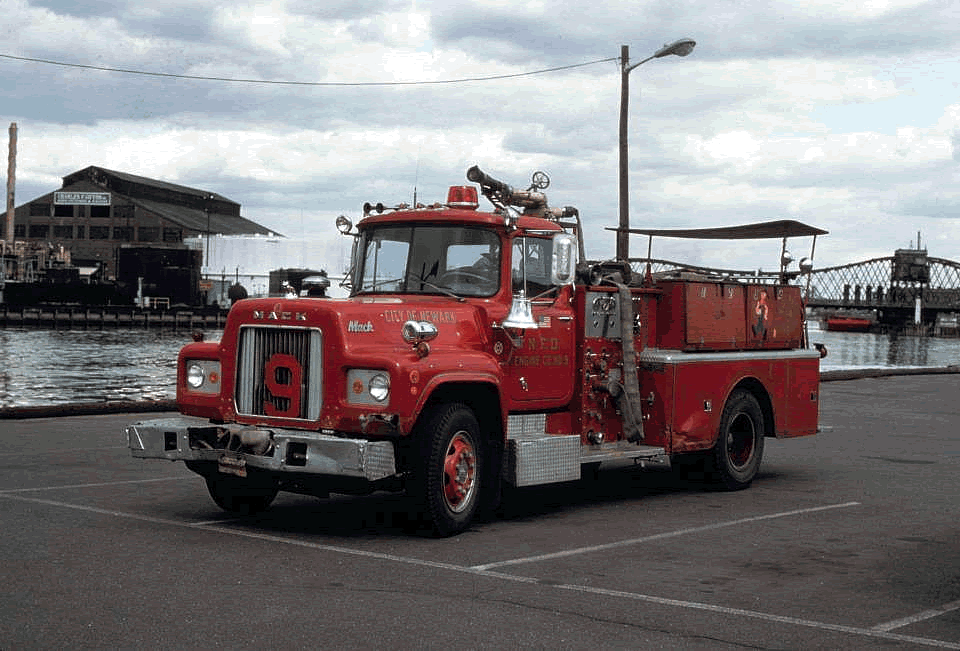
[
  {"xmin": 504, "ymin": 432, "xmax": 666, "ymax": 487},
  {"xmin": 580, "ymin": 440, "xmax": 667, "ymax": 464}
]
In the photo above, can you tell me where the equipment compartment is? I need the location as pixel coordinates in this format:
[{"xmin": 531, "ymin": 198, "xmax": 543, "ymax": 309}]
[{"xmin": 656, "ymin": 280, "xmax": 803, "ymax": 351}]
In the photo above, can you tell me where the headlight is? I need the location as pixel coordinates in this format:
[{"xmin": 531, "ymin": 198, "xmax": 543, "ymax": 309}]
[
  {"xmin": 185, "ymin": 360, "xmax": 221, "ymax": 394},
  {"xmin": 346, "ymin": 369, "xmax": 390, "ymax": 405},
  {"xmin": 368, "ymin": 373, "xmax": 390, "ymax": 402},
  {"xmin": 187, "ymin": 363, "xmax": 205, "ymax": 388}
]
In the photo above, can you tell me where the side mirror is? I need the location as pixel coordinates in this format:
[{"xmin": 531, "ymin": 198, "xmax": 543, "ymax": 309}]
[{"xmin": 551, "ymin": 233, "xmax": 576, "ymax": 285}]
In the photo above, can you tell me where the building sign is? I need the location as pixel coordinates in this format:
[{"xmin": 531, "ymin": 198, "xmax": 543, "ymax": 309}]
[{"xmin": 54, "ymin": 191, "xmax": 111, "ymax": 206}]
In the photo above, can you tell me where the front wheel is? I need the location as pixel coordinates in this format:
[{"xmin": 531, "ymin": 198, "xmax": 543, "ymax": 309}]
[
  {"xmin": 205, "ymin": 474, "xmax": 279, "ymax": 515},
  {"xmin": 411, "ymin": 403, "xmax": 483, "ymax": 537},
  {"xmin": 709, "ymin": 390, "xmax": 765, "ymax": 490}
]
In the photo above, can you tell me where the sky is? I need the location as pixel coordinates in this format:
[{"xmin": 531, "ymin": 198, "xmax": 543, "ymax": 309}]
[{"xmin": 4, "ymin": 0, "xmax": 960, "ymax": 275}]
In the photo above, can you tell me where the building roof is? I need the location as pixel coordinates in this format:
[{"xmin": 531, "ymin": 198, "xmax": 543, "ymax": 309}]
[
  {"xmin": 55, "ymin": 166, "xmax": 278, "ymax": 237},
  {"xmin": 131, "ymin": 196, "xmax": 275, "ymax": 236},
  {"xmin": 62, "ymin": 166, "xmax": 234, "ymax": 206}
]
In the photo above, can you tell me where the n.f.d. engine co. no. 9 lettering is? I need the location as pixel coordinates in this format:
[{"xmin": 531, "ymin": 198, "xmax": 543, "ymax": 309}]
[{"xmin": 263, "ymin": 353, "xmax": 302, "ymax": 418}]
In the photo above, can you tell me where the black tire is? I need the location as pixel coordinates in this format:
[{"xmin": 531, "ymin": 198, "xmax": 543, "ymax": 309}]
[
  {"xmin": 411, "ymin": 403, "xmax": 483, "ymax": 537},
  {"xmin": 205, "ymin": 474, "xmax": 279, "ymax": 515},
  {"xmin": 709, "ymin": 389, "xmax": 765, "ymax": 490}
]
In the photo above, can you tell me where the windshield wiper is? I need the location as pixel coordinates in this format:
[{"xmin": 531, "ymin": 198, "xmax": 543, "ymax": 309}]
[
  {"xmin": 357, "ymin": 274, "xmax": 465, "ymax": 301},
  {"xmin": 405, "ymin": 272, "xmax": 465, "ymax": 302},
  {"xmin": 357, "ymin": 277, "xmax": 405, "ymax": 293}
]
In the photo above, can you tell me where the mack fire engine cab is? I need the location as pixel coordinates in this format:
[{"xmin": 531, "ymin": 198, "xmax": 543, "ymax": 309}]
[{"xmin": 127, "ymin": 166, "xmax": 827, "ymax": 536}]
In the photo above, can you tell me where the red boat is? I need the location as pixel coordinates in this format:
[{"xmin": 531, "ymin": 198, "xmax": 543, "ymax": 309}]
[{"xmin": 825, "ymin": 316, "xmax": 873, "ymax": 332}]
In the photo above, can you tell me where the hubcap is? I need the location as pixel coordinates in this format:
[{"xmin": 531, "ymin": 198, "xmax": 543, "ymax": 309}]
[
  {"xmin": 442, "ymin": 431, "xmax": 477, "ymax": 513},
  {"xmin": 727, "ymin": 413, "xmax": 755, "ymax": 470}
]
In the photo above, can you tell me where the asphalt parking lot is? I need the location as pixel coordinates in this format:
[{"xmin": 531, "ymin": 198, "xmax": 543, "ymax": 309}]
[{"xmin": 1, "ymin": 375, "xmax": 958, "ymax": 649}]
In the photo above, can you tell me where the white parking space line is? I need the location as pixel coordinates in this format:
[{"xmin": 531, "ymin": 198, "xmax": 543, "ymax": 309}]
[
  {"xmin": 1, "ymin": 493, "xmax": 957, "ymax": 649},
  {"xmin": 0, "ymin": 476, "xmax": 186, "ymax": 494},
  {"xmin": 872, "ymin": 599, "xmax": 960, "ymax": 632},
  {"xmin": 471, "ymin": 501, "xmax": 862, "ymax": 570},
  {"xmin": 0, "ymin": 445, "xmax": 127, "ymax": 458},
  {"xmin": 542, "ymin": 581, "xmax": 960, "ymax": 650},
  {"xmin": 0, "ymin": 493, "xmax": 479, "ymax": 572},
  {"xmin": 0, "ymin": 493, "xmax": 219, "ymax": 529}
]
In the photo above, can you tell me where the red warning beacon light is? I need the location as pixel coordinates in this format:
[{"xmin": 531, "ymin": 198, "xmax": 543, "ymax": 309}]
[{"xmin": 446, "ymin": 185, "xmax": 479, "ymax": 210}]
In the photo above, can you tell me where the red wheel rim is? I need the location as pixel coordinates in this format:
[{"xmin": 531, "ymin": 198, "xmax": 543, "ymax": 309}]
[
  {"xmin": 442, "ymin": 432, "xmax": 477, "ymax": 513},
  {"xmin": 727, "ymin": 413, "xmax": 755, "ymax": 469}
]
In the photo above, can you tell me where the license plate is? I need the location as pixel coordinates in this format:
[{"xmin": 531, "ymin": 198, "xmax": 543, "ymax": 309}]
[{"xmin": 218, "ymin": 454, "xmax": 247, "ymax": 478}]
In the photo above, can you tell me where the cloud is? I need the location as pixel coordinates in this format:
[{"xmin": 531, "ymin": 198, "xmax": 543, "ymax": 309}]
[{"xmin": 5, "ymin": 0, "xmax": 960, "ymax": 271}]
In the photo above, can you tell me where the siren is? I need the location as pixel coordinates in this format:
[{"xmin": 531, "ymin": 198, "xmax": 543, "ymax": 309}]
[{"xmin": 446, "ymin": 186, "xmax": 479, "ymax": 210}]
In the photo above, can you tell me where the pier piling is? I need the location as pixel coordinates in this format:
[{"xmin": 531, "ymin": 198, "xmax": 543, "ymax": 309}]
[{"xmin": 0, "ymin": 305, "xmax": 228, "ymax": 330}]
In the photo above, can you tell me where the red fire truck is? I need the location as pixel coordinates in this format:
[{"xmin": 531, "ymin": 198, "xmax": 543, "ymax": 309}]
[{"xmin": 127, "ymin": 166, "xmax": 827, "ymax": 536}]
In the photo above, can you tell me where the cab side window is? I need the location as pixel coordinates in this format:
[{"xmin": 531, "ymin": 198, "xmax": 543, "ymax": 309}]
[{"xmin": 512, "ymin": 237, "xmax": 552, "ymax": 297}]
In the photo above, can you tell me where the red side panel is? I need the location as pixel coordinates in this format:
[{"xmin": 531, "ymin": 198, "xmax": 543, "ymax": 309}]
[
  {"xmin": 637, "ymin": 358, "xmax": 675, "ymax": 451},
  {"xmin": 639, "ymin": 350, "xmax": 821, "ymax": 454},
  {"xmin": 782, "ymin": 355, "xmax": 820, "ymax": 438}
]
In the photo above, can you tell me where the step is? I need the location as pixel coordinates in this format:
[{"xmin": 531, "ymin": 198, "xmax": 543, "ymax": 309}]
[
  {"xmin": 504, "ymin": 433, "xmax": 667, "ymax": 486},
  {"xmin": 579, "ymin": 440, "xmax": 667, "ymax": 464}
]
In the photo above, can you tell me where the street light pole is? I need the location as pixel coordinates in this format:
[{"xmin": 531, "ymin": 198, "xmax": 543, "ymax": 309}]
[
  {"xmin": 617, "ymin": 45, "xmax": 632, "ymax": 263},
  {"xmin": 617, "ymin": 38, "xmax": 696, "ymax": 262}
]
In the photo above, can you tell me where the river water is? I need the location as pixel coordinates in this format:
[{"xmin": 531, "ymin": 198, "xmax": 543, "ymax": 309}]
[
  {"xmin": 0, "ymin": 323, "xmax": 958, "ymax": 408},
  {"xmin": 0, "ymin": 328, "xmax": 216, "ymax": 408}
]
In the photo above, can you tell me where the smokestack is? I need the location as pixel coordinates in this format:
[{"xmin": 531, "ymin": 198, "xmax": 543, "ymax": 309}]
[{"xmin": 6, "ymin": 122, "xmax": 15, "ymax": 245}]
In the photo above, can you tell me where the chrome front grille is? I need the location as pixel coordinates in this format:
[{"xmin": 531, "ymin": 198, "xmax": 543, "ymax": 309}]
[{"xmin": 235, "ymin": 326, "xmax": 322, "ymax": 420}]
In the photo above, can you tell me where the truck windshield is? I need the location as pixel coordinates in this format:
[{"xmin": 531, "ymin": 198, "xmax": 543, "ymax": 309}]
[{"xmin": 356, "ymin": 225, "xmax": 501, "ymax": 298}]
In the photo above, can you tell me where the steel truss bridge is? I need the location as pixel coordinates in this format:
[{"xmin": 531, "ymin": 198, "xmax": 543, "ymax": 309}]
[{"xmin": 628, "ymin": 254, "xmax": 960, "ymax": 327}]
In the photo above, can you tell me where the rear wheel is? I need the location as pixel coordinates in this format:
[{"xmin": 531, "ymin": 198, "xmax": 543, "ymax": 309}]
[
  {"xmin": 411, "ymin": 403, "xmax": 483, "ymax": 537},
  {"xmin": 709, "ymin": 390, "xmax": 765, "ymax": 490},
  {"xmin": 205, "ymin": 474, "xmax": 279, "ymax": 515}
]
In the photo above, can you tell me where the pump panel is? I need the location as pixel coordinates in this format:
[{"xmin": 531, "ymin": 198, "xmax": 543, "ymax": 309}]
[{"xmin": 585, "ymin": 291, "xmax": 621, "ymax": 339}]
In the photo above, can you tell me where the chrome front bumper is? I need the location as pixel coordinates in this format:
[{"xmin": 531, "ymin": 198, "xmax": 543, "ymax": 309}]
[{"xmin": 126, "ymin": 417, "xmax": 397, "ymax": 481}]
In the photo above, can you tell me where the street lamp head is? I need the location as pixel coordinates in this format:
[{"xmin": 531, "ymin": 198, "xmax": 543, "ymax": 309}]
[{"xmin": 653, "ymin": 38, "xmax": 696, "ymax": 58}]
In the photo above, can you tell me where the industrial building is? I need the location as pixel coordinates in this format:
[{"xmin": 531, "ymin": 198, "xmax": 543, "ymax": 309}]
[{"xmin": 2, "ymin": 165, "xmax": 276, "ymax": 279}]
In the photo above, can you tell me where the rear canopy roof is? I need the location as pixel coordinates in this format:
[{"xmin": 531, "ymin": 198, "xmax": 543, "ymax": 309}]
[{"xmin": 611, "ymin": 219, "xmax": 828, "ymax": 240}]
